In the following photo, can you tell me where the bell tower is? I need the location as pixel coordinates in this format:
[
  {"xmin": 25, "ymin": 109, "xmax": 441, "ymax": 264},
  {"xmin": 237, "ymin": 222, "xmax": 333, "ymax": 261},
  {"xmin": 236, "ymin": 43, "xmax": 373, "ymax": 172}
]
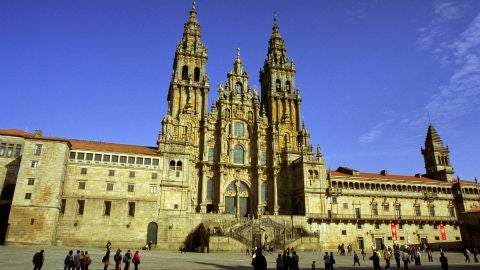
[
  {"xmin": 158, "ymin": 1, "xmax": 209, "ymax": 148},
  {"xmin": 259, "ymin": 14, "xmax": 306, "ymax": 155},
  {"xmin": 167, "ymin": 1, "xmax": 209, "ymax": 119},
  {"xmin": 421, "ymin": 124, "xmax": 454, "ymax": 182}
]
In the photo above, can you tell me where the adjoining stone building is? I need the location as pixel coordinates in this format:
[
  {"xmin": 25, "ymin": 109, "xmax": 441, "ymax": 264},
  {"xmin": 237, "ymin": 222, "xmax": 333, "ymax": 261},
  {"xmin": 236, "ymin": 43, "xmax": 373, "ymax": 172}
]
[{"xmin": 1, "ymin": 3, "xmax": 478, "ymax": 251}]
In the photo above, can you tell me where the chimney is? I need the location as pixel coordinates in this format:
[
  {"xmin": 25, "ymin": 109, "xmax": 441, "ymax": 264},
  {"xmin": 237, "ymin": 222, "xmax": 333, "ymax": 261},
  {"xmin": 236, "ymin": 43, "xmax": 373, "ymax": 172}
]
[
  {"xmin": 380, "ymin": 170, "xmax": 388, "ymax": 176},
  {"xmin": 34, "ymin": 130, "xmax": 43, "ymax": 137}
]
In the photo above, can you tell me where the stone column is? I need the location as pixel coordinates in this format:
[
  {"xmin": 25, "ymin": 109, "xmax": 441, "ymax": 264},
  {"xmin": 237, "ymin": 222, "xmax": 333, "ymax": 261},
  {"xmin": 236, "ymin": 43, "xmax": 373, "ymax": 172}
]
[
  {"xmin": 218, "ymin": 166, "xmax": 225, "ymax": 213},
  {"xmin": 274, "ymin": 168, "xmax": 280, "ymax": 215},
  {"xmin": 200, "ymin": 172, "xmax": 207, "ymax": 213}
]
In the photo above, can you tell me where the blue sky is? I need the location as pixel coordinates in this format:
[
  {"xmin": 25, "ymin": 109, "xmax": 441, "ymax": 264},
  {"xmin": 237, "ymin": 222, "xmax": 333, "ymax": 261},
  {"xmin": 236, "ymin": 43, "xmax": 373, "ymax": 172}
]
[{"xmin": 1, "ymin": 1, "xmax": 479, "ymax": 180}]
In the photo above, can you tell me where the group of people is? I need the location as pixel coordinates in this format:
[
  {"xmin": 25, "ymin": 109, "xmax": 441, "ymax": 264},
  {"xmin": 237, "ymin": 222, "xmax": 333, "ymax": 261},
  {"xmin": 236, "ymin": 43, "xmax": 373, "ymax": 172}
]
[
  {"xmin": 101, "ymin": 245, "xmax": 141, "ymax": 270},
  {"xmin": 275, "ymin": 247, "xmax": 300, "ymax": 270},
  {"xmin": 63, "ymin": 249, "xmax": 92, "ymax": 270}
]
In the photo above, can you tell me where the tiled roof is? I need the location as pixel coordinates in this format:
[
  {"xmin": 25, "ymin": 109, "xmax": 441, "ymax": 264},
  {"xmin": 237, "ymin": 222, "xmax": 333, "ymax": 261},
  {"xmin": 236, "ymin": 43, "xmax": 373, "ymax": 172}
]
[
  {"xmin": 70, "ymin": 139, "xmax": 159, "ymax": 156},
  {"xmin": 0, "ymin": 129, "xmax": 159, "ymax": 156},
  {"xmin": 0, "ymin": 129, "xmax": 70, "ymax": 143}
]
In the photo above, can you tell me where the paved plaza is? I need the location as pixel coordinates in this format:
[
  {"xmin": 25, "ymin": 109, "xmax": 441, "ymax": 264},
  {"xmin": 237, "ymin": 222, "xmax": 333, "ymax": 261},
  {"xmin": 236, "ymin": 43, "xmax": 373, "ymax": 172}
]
[{"xmin": 1, "ymin": 245, "xmax": 479, "ymax": 270}]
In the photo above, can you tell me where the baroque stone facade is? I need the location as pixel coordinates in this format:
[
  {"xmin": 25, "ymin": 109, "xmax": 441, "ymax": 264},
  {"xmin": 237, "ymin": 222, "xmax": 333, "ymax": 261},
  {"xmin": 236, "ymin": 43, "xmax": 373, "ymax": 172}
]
[{"xmin": 1, "ymin": 3, "xmax": 479, "ymax": 251}]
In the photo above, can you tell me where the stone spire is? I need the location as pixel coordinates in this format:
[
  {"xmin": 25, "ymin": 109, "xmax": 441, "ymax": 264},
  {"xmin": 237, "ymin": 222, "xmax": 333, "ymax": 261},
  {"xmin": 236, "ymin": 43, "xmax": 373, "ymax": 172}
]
[{"xmin": 421, "ymin": 124, "xmax": 454, "ymax": 182}]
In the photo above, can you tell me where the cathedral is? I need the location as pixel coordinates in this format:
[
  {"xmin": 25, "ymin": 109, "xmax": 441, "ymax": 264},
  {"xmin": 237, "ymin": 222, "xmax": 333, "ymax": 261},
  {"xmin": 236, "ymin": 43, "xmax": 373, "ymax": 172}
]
[{"xmin": 0, "ymin": 3, "xmax": 478, "ymax": 251}]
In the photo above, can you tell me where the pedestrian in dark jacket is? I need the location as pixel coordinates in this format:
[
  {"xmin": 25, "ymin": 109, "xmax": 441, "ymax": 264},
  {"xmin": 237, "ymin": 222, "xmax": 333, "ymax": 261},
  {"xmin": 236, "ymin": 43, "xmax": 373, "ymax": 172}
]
[
  {"xmin": 33, "ymin": 249, "xmax": 45, "ymax": 270},
  {"xmin": 252, "ymin": 250, "xmax": 267, "ymax": 270}
]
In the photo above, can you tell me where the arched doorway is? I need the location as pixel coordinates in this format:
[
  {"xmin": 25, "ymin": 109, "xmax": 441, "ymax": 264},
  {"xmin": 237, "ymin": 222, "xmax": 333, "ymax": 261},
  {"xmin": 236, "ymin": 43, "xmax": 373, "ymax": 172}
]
[
  {"xmin": 224, "ymin": 181, "xmax": 249, "ymax": 217},
  {"xmin": 147, "ymin": 222, "xmax": 158, "ymax": 244}
]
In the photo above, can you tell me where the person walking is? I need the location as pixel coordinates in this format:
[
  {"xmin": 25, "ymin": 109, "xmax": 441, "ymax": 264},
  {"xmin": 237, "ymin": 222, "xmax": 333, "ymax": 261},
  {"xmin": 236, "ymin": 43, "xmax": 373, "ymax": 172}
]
[
  {"xmin": 80, "ymin": 251, "xmax": 86, "ymax": 270},
  {"xmin": 73, "ymin": 250, "xmax": 81, "ymax": 270},
  {"xmin": 394, "ymin": 249, "xmax": 401, "ymax": 269},
  {"xmin": 123, "ymin": 250, "xmax": 132, "ymax": 270},
  {"xmin": 439, "ymin": 252, "xmax": 448, "ymax": 270},
  {"xmin": 369, "ymin": 251, "xmax": 381, "ymax": 270},
  {"xmin": 329, "ymin": 252, "xmax": 335, "ymax": 270},
  {"xmin": 473, "ymin": 247, "xmax": 479, "ymax": 263},
  {"xmin": 132, "ymin": 251, "xmax": 140, "ymax": 270},
  {"xmin": 291, "ymin": 251, "xmax": 299, "ymax": 270},
  {"xmin": 465, "ymin": 248, "xmax": 471, "ymax": 263},
  {"xmin": 323, "ymin": 252, "xmax": 331, "ymax": 270},
  {"xmin": 401, "ymin": 250, "xmax": 410, "ymax": 270},
  {"xmin": 276, "ymin": 253, "xmax": 284, "ymax": 270},
  {"xmin": 84, "ymin": 251, "xmax": 91, "ymax": 270},
  {"xmin": 352, "ymin": 251, "xmax": 360, "ymax": 267},
  {"xmin": 114, "ymin": 249, "xmax": 123, "ymax": 270},
  {"xmin": 251, "ymin": 249, "xmax": 267, "ymax": 270},
  {"xmin": 32, "ymin": 249, "xmax": 45, "ymax": 270},
  {"xmin": 102, "ymin": 250, "xmax": 110, "ymax": 270},
  {"xmin": 64, "ymin": 250, "xmax": 74, "ymax": 270}
]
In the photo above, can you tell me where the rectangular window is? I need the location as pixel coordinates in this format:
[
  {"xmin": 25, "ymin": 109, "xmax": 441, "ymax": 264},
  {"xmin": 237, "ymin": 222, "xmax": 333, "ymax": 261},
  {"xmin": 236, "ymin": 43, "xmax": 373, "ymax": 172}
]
[
  {"xmin": 14, "ymin": 144, "xmax": 22, "ymax": 157},
  {"xmin": 31, "ymin": 161, "xmax": 39, "ymax": 168},
  {"xmin": 120, "ymin": 156, "xmax": 127, "ymax": 163},
  {"xmin": 77, "ymin": 200, "xmax": 85, "ymax": 215},
  {"xmin": 106, "ymin": 183, "xmax": 114, "ymax": 191},
  {"xmin": 372, "ymin": 204, "xmax": 378, "ymax": 215},
  {"xmin": 176, "ymin": 171, "xmax": 180, "ymax": 178},
  {"xmin": 60, "ymin": 199, "xmax": 66, "ymax": 214},
  {"xmin": 434, "ymin": 224, "xmax": 438, "ymax": 229},
  {"xmin": 77, "ymin": 152, "xmax": 85, "ymax": 160},
  {"xmin": 136, "ymin": 157, "xmax": 143, "ymax": 164},
  {"xmin": 152, "ymin": 159, "xmax": 159, "ymax": 166},
  {"xmin": 128, "ymin": 184, "xmax": 134, "ymax": 192},
  {"xmin": 128, "ymin": 202, "xmax": 135, "ymax": 217},
  {"xmin": 357, "ymin": 223, "xmax": 362, "ymax": 229},
  {"xmin": 0, "ymin": 143, "xmax": 6, "ymax": 156},
  {"xmin": 69, "ymin": 152, "xmax": 76, "ymax": 159},
  {"xmin": 104, "ymin": 201, "xmax": 111, "ymax": 216},
  {"xmin": 111, "ymin": 155, "xmax": 119, "ymax": 163},
  {"xmin": 86, "ymin": 153, "xmax": 93, "ymax": 160},
  {"xmin": 7, "ymin": 144, "xmax": 14, "ymax": 156},
  {"xmin": 94, "ymin": 154, "xmax": 101, "ymax": 161},
  {"xmin": 429, "ymin": 205, "xmax": 435, "ymax": 217},
  {"xmin": 383, "ymin": 204, "xmax": 389, "ymax": 211},
  {"xmin": 332, "ymin": 197, "xmax": 337, "ymax": 204},
  {"xmin": 129, "ymin": 171, "xmax": 135, "ymax": 178},
  {"xmin": 150, "ymin": 185, "xmax": 157, "ymax": 194},
  {"xmin": 144, "ymin": 158, "xmax": 151, "ymax": 165},
  {"xmin": 152, "ymin": 173, "xmax": 157, "ymax": 179},
  {"xmin": 34, "ymin": 144, "xmax": 42, "ymax": 156},
  {"xmin": 419, "ymin": 224, "xmax": 424, "ymax": 229},
  {"xmin": 109, "ymin": 170, "xmax": 115, "ymax": 176},
  {"xmin": 27, "ymin": 178, "xmax": 35, "ymax": 185},
  {"xmin": 399, "ymin": 223, "xmax": 403, "ymax": 229},
  {"xmin": 375, "ymin": 223, "xmax": 380, "ymax": 229},
  {"xmin": 128, "ymin": 157, "xmax": 135, "ymax": 164},
  {"xmin": 343, "ymin": 203, "xmax": 348, "ymax": 209},
  {"xmin": 80, "ymin": 168, "xmax": 87, "ymax": 174},
  {"xmin": 78, "ymin": 181, "xmax": 86, "ymax": 190},
  {"xmin": 25, "ymin": 193, "xmax": 32, "ymax": 199},
  {"xmin": 341, "ymin": 230, "xmax": 347, "ymax": 235},
  {"xmin": 103, "ymin": 155, "xmax": 110, "ymax": 162}
]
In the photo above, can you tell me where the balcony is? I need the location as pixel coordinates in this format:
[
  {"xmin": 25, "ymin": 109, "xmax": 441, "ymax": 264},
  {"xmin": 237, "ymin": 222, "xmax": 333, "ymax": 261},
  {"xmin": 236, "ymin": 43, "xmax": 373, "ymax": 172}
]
[{"xmin": 306, "ymin": 213, "xmax": 458, "ymax": 223}]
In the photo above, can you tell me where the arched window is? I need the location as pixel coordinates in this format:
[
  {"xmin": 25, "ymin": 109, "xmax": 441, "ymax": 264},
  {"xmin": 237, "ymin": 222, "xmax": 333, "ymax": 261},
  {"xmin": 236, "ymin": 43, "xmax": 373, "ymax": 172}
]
[
  {"xmin": 261, "ymin": 182, "xmax": 267, "ymax": 202},
  {"xmin": 181, "ymin": 65, "xmax": 188, "ymax": 80},
  {"xmin": 235, "ymin": 82, "xmax": 243, "ymax": 94},
  {"xmin": 286, "ymin": 81, "xmax": 291, "ymax": 93},
  {"xmin": 206, "ymin": 179, "xmax": 214, "ymax": 200},
  {"xmin": 276, "ymin": 79, "xmax": 281, "ymax": 91},
  {"xmin": 234, "ymin": 122, "xmax": 244, "ymax": 137},
  {"xmin": 194, "ymin": 67, "xmax": 200, "ymax": 81},
  {"xmin": 260, "ymin": 152, "xmax": 267, "ymax": 165},
  {"xmin": 233, "ymin": 145, "xmax": 244, "ymax": 164},
  {"xmin": 176, "ymin": 161, "xmax": 182, "ymax": 171},
  {"xmin": 169, "ymin": 160, "xmax": 175, "ymax": 170}
]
